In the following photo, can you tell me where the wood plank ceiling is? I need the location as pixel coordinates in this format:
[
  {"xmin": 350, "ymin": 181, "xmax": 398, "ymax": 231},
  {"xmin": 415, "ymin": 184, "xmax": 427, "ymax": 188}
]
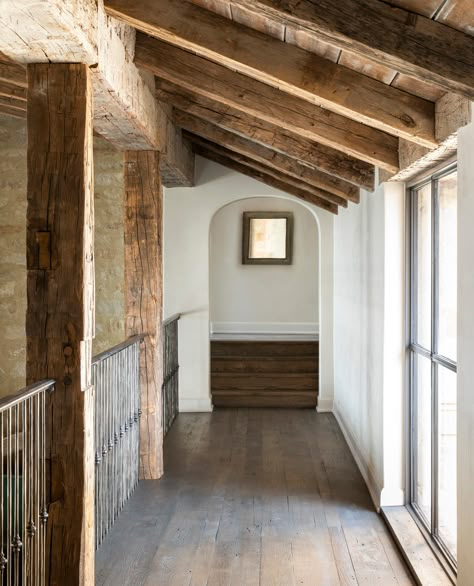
[{"xmin": 1, "ymin": 0, "xmax": 473, "ymax": 213}]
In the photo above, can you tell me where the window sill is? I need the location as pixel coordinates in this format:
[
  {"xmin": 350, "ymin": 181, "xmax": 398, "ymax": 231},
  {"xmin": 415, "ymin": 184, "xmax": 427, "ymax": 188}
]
[{"xmin": 381, "ymin": 506, "xmax": 455, "ymax": 586}]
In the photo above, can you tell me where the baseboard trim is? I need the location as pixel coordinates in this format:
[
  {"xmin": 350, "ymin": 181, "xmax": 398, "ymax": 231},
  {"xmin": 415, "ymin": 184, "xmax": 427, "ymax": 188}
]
[
  {"xmin": 316, "ymin": 398, "xmax": 333, "ymax": 412},
  {"xmin": 179, "ymin": 398, "xmax": 213, "ymax": 412},
  {"xmin": 210, "ymin": 321, "xmax": 319, "ymax": 341},
  {"xmin": 333, "ymin": 405, "xmax": 382, "ymax": 511}
]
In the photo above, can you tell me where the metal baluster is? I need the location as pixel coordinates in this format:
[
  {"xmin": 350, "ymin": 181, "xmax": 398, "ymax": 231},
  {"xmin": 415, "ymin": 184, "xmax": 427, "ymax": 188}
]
[
  {"xmin": 40, "ymin": 390, "xmax": 48, "ymax": 586},
  {"xmin": 0, "ymin": 412, "xmax": 6, "ymax": 583},
  {"xmin": 35, "ymin": 394, "xmax": 40, "ymax": 586}
]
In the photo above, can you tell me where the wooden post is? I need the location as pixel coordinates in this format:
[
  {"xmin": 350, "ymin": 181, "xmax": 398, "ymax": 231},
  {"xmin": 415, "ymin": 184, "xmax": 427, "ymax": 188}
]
[
  {"xmin": 124, "ymin": 151, "xmax": 164, "ymax": 480},
  {"xmin": 26, "ymin": 63, "xmax": 95, "ymax": 585}
]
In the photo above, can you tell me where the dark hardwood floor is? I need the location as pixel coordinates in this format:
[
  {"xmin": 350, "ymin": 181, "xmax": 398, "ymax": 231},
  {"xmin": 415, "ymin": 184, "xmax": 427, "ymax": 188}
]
[{"xmin": 95, "ymin": 409, "xmax": 414, "ymax": 585}]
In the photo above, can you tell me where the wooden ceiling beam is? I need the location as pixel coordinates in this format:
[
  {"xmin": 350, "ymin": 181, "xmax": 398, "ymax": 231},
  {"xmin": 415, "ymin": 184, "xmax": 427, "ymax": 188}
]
[
  {"xmin": 156, "ymin": 84, "xmax": 374, "ymax": 190},
  {"xmin": 186, "ymin": 134, "xmax": 349, "ymax": 207},
  {"xmin": 0, "ymin": 61, "xmax": 27, "ymax": 89},
  {"xmin": 0, "ymin": 2, "xmax": 194, "ymax": 186},
  {"xmin": 106, "ymin": 0, "xmax": 436, "ymax": 147},
  {"xmin": 136, "ymin": 34, "xmax": 398, "ymax": 173},
  {"xmin": 224, "ymin": 0, "xmax": 474, "ymax": 100},
  {"xmin": 174, "ymin": 110, "xmax": 359, "ymax": 202},
  {"xmin": 194, "ymin": 144, "xmax": 338, "ymax": 215},
  {"xmin": 0, "ymin": 96, "xmax": 26, "ymax": 119}
]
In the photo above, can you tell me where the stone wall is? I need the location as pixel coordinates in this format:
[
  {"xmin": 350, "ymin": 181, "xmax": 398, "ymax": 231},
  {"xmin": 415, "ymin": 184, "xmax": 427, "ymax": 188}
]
[
  {"xmin": 93, "ymin": 138, "xmax": 125, "ymax": 354},
  {"xmin": 0, "ymin": 115, "xmax": 27, "ymax": 395},
  {"xmin": 0, "ymin": 114, "xmax": 125, "ymax": 395}
]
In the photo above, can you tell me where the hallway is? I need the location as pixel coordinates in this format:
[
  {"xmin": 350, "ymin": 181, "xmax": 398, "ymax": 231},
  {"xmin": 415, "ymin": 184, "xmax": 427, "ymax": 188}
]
[{"xmin": 95, "ymin": 409, "xmax": 414, "ymax": 585}]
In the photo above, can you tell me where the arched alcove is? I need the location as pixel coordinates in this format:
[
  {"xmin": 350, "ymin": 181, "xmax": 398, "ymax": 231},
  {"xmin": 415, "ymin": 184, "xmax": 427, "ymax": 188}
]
[
  {"xmin": 163, "ymin": 156, "xmax": 334, "ymax": 412},
  {"xmin": 209, "ymin": 196, "xmax": 319, "ymax": 336}
]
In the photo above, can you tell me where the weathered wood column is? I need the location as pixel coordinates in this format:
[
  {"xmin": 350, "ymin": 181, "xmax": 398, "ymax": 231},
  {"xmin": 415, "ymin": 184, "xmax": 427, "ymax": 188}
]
[
  {"xmin": 26, "ymin": 64, "xmax": 95, "ymax": 585},
  {"xmin": 124, "ymin": 151, "xmax": 164, "ymax": 479}
]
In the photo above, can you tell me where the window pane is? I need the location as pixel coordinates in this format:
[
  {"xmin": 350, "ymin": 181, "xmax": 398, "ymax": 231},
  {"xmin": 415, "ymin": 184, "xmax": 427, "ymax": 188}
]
[
  {"xmin": 415, "ymin": 184, "xmax": 432, "ymax": 350},
  {"xmin": 413, "ymin": 353, "xmax": 432, "ymax": 527},
  {"xmin": 438, "ymin": 171, "xmax": 457, "ymax": 361},
  {"xmin": 437, "ymin": 365, "xmax": 457, "ymax": 559}
]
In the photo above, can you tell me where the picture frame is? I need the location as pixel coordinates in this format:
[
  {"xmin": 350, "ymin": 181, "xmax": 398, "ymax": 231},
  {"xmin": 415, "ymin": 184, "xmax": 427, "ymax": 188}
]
[{"xmin": 242, "ymin": 212, "xmax": 293, "ymax": 265}]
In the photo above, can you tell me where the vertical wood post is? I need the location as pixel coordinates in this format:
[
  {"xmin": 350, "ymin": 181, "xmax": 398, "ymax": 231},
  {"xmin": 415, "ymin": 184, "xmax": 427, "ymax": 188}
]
[
  {"xmin": 124, "ymin": 151, "xmax": 164, "ymax": 480},
  {"xmin": 26, "ymin": 63, "xmax": 95, "ymax": 585}
]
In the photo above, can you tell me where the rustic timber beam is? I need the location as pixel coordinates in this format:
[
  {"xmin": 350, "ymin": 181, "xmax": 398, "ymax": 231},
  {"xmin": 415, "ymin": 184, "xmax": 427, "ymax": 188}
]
[
  {"xmin": 156, "ymin": 85, "xmax": 375, "ymax": 190},
  {"xmin": 26, "ymin": 63, "xmax": 95, "ymax": 585},
  {"xmin": 186, "ymin": 134, "xmax": 349, "ymax": 207},
  {"xmin": 124, "ymin": 151, "xmax": 164, "ymax": 480},
  {"xmin": 0, "ymin": 60, "xmax": 26, "ymax": 89},
  {"xmin": 160, "ymin": 111, "xmax": 195, "ymax": 187},
  {"xmin": 175, "ymin": 113, "xmax": 359, "ymax": 202},
  {"xmin": 0, "ymin": 96, "xmax": 26, "ymax": 119},
  {"xmin": 136, "ymin": 34, "xmax": 397, "ymax": 173},
  {"xmin": 223, "ymin": 0, "xmax": 474, "ymax": 100},
  {"xmin": 0, "ymin": 1, "xmax": 195, "ymax": 186},
  {"xmin": 105, "ymin": 0, "xmax": 437, "ymax": 147},
  {"xmin": 194, "ymin": 145, "xmax": 338, "ymax": 215},
  {"xmin": 390, "ymin": 94, "xmax": 472, "ymax": 183}
]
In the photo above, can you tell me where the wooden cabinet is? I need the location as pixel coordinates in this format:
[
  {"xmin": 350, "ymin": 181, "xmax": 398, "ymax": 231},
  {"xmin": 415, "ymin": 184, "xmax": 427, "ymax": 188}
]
[{"xmin": 211, "ymin": 340, "xmax": 319, "ymax": 408}]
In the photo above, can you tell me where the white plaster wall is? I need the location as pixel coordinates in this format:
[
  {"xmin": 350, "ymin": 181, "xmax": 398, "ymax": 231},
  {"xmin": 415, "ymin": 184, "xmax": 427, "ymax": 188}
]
[
  {"xmin": 163, "ymin": 156, "xmax": 334, "ymax": 412},
  {"xmin": 210, "ymin": 197, "xmax": 319, "ymax": 335},
  {"xmin": 457, "ymin": 114, "xmax": 474, "ymax": 586},
  {"xmin": 333, "ymin": 178, "xmax": 406, "ymax": 508}
]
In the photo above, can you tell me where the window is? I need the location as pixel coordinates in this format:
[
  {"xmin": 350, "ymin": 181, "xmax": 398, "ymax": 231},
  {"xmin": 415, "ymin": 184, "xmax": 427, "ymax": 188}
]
[{"xmin": 409, "ymin": 165, "xmax": 457, "ymax": 567}]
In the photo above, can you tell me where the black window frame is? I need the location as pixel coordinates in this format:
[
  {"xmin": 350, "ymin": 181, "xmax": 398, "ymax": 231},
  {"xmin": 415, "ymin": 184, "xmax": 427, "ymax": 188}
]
[{"xmin": 407, "ymin": 162, "xmax": 458, "ymax": 572}]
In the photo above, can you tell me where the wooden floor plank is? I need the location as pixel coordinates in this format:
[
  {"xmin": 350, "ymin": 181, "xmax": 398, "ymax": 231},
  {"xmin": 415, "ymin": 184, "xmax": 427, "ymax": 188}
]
[{"xmin": 96, "ymin": 410, "xmax": 416, "ymax": 585}]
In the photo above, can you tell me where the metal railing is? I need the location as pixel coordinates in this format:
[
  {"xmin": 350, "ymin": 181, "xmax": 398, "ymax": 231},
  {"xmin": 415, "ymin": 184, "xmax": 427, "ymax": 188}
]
[
  {"xmin": 92, "ymin": 336, "xmax": 142, "ymax": 549},
  {"xmin": 0, "ymin": 379, "xmax": 55, "ymax": 586},
  {"xmin": 162, "ymin": 314, "xmax": 180, "ymax": 436}
]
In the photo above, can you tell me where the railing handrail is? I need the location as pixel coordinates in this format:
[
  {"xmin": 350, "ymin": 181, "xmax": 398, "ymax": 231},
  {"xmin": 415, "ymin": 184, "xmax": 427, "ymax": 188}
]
[
  {"xmin": 163, "ymin": 313, "xmax": 181, "ymax": 328},
  {"xmin": 0, "ymin": 379, "xmax": 55, "ymax": 413},
  {"xmin": 92, "ymin": 334, "xmax": 144, "ymax": 366}
]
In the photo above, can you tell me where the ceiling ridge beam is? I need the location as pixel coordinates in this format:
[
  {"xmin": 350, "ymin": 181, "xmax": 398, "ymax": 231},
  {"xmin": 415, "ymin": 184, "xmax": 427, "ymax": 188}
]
[{"xmin": 105, "ymin": 0, "xmax": 436, "ymax": 147}]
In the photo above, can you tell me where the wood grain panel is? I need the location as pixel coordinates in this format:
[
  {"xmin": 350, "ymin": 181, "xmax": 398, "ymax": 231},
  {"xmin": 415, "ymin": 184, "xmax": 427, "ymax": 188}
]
[
  {"xmin": 124, "ymin": 151, "xmax": 164, "ymax": 480},
  {"xmin": 211, "ymin": 341, "xmax": 319, "ymax": 408},
  {"xmin": 26, "ymin": 63, "xmax": 95, "ymax": 585},
  {"xmin": 211, "ymin": 357, "xmax": 318, "ymax": 373},
  {"xmin": 212, "ymin": 391, "xmax": 318, "ymax": 408}
]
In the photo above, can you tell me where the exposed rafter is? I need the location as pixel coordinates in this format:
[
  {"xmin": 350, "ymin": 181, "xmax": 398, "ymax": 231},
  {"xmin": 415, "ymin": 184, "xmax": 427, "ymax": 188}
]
[
  {"xmin": 187, "ymin": 134, "xmax": 350, "ymax": 207},
  {"xmin": 156, "ymin": 85, "xmax": 375, "ymax": 190},
  {"xmin": 175, "ymin": 112, "xmax": 359, "ymax": 203},
  {"xmin": 136, "ymin": 34, "xmax": 398, "ymax": 173},
  {"xmin": 222, "ymin": 0, "xmax": 474, "ymax": 100},
  {"xmin": 106, "ymin": 0, "xmax": 437, "ymax": 147},
  {"xmin": 195, "ymin": 144, "xmax": 338, "ymax": 214}
]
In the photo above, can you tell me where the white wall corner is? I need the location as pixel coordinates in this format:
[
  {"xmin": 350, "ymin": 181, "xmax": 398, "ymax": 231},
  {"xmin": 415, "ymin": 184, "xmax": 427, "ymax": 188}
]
[
  {"xmin": 333, "ymin": 405, "xmax": 383, "ymax": 511},
  {"xmin": 380, "ymin": 487, "xmax": 405, "ymax": 507},
  {"xmin": 316, "ymin": 397, "xmax": 334, "ymax": 413},
  {"xmin": 179, "ymin": 397, "xmax": 214, "ymax": 412}
]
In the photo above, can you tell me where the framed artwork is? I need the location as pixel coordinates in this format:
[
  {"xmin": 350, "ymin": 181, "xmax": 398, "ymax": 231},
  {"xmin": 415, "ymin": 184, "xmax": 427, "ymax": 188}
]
[{"xmin": 242, "ymin": 212, "xmax": 293, "ymax": 265}]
